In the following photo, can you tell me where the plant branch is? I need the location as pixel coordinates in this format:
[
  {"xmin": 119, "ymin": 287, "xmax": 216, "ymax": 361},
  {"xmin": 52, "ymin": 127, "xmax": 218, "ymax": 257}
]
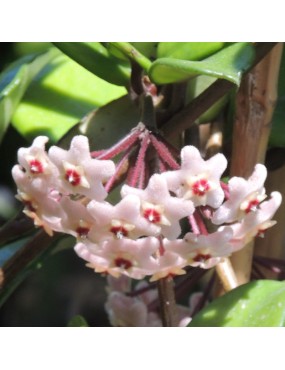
[
  {"xmin": 0, "ymin": 230, "xmax": 60, "ymax": 289},
  {"xmin": 230, "ymin": 43, "xmax": 283, "ymax": 285},
  {"xmin": 157, "ymin": 276, "xmax": 177, "ymax": 326},
  {"xmin": 161, "ymin": 43, "xmax": 278, "ymax": 140}
]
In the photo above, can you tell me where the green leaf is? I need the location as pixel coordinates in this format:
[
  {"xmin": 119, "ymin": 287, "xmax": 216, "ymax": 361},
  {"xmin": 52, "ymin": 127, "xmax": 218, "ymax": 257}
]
[
  {"xmin": 130, "ymin": 42, "xmax": 158, "ymax": 60},
  {"xmin": 157, "ymin": 42, "xmax": 225, "ymax": 60},
  {"xmin": 149, "ymin": 42, "xmax": 255, "ymax": 85},
  {"xmin": 67, "ymin": 315, "xmax": 89, "ymax": 327},
  {"xmin": 189, "ymin": 280, "xmax": 285, "ymax": 327},
  {"xmin": 60, "ymin": 95, "xmax": 140, "ymax": 150},
  {"xmin": 11, "ymin": 53, "xmax": 127, "ymax": 143},
  {"xmin": 53, "ymin": 42, "xmax": 131, "ymax": 86},
  {"xmin": 0, "ymin": 48, "xmax": 58, "ymax": 143}
]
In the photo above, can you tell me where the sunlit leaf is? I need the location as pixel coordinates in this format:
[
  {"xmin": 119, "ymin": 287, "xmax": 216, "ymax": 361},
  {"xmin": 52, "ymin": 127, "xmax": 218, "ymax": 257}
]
[
  {"xmin": 11, "ymin": 53, "xmax": 127, "ymax": 143},
  {"xmin": 189, "ymin": 280, "xmax": 285, "ymax": 327},
  {"xmin": 54, "ymin": 42, "xmax": 131, "ymax": 86},
  {"xmin": 150, "ymin": 42, "xmax": 255, "ymax": 85},
  {"xmin": 0, "ymin": 48, "xmax": 58, "ymax": 143},
  {"xmin": 157, "ymin": 42, "xmax": 225, "ymax": 60}
]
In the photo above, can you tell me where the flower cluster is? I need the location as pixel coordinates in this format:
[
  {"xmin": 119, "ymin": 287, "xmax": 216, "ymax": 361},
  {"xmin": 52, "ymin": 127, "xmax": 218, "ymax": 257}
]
[
  {"xmin": 12, "ymin": 130, "xmax": 282, "ymax": 282},
  {"xmin": 105, "ymin": 275, "xmax": 199, "ymax": 327}
]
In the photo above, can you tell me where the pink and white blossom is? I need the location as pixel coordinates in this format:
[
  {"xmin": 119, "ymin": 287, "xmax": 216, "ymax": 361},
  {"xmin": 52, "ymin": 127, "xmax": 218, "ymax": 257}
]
[
  {"xmin": 228, "ymin": 191, "xmax": 282, "ymax": 251},
  {"xmin": 121, "ymin": 174, "xmax": 194, "ymax": 239},
  {"xmin": 164, "ymin": 227, "xmax": 233, "ymax": 269},
  {"xmin": 161, "ymin": 145, "xmax": 227, "ymax": 207},
  {"xmin": 212, "ymin": 164, "xmax": 267, "ymax": 225},
  {"xmin": 48, "ymin": 135, "xmax": 115, "ymax": 200},
  {"xmin": 74, "ymin": 237, "xmax": 159, "ymax": 279}
]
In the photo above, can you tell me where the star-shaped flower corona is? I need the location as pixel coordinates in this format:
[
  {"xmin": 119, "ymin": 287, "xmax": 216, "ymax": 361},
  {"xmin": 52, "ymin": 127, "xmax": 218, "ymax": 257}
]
[
  {"xmin": 228, "ymin": 191, "xmax": 282, "ymax": 251},
  {"xmin": 212, "ymin": 164, "xmax": 267, "ymax": 225},
  {"xmin": 87, "ymin": 194, "xmax": 156, "ymax": 241},
  {"xmin": 164, "ymin": 227, "xmax": 234, "ymax": 269},
  {"xmin": 59, "ymin": 196, "xmax": 97, "ymax": 240},
  {"xmin": 161, "ymin": 145, "xmax": 227, "ymax": 207},
  {"xmin": 74, "ymin": 237, "xmax": 159, "ymax": 279},
  {"xmin": 12, "ymin": 165, "xmax": 63, "ymax": 235},
  {"xmin": 17, "ymin": 136, "xmax": 59, "ymax": 182},
  {"xmin": 48, "ymin": 135, "xmax": 115, "ymax": 200},
  {"xmin": 121, "ymin": 174, "xmax": 194, "ymax": 239}
]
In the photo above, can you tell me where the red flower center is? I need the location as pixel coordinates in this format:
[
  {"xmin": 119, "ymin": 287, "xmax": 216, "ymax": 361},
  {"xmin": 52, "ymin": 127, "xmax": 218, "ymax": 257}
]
[
  {"xmin": 245, "ymin": 199, "xmax": 260, "ymax": 213},
  {"xmin": 29, "ymin": 159, "xmax": 44, "ymax": 174},
  {"xmin": 192, "ymin": 179, "xmax": 210, "ymax": 196},
  {"xmin": 110, "ymin": 226, "xmax": 129, "ymax": 239},
  {"xmin": 76, "ymin": 226, "xmax": 90, "ymax": 238},
  {"xmin": 143, "ymin": 208, "xmax": 161, "ymax": 223},
  {"xmin": 114, "ymin": 257, "xmax": 132, "ymax": 270},
  {"xmin": 65, "ymin": 169, "xmax": 81, "ymax": 186},
  {"xmin": 193, "ymin": 253, "xmax": 211, "ymax": 263}
]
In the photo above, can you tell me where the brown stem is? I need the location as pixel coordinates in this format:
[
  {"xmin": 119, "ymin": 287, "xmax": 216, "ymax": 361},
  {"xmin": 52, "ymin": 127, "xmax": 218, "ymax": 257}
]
[
  {"xmin": 161, "ymin": 43, "xmax": 278, "ymax": 140},
  {"xmin": 229, "ymin": 43, "xmax": 283, "ymax": 285},
  {"xmin": 0, "ymin": 211, "xmax": 34, "ymax": 247},
  {"xmin": 157, "ymin": 276, "xmax": 177, "ymax": 327},
  {"xmin": 0, "ymin": 230, "xmax": 60, "ymax": 289}
]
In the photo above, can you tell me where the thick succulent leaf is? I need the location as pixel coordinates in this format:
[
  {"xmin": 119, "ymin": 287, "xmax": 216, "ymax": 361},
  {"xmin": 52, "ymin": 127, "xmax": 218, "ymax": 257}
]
[
  {"xmin": 67, "ymin": 315, "xmax": 89, "ymax": 327},
  {"xmin": 189, "ymin": 280, "xmax": 285, "ymax": 327},
  {"xmin": 11, "ymin": 53, "xmax": 127, "ymax": 143},
  {"xmin": 131, "ymin": 42, "xmax": 158, "ymax": 60},
  {"xmin": 157, "ymin": 42, "xmax": 225, "ymax": 60},
  {"xmin": 0, "ymin": 48, "xmax": 58, "ymax": 143},
  {"xmin": 269, "ymin": 48, "xmax": 285, "ymax": 147},
  {"xmin": 149, "ymin": 42, "xmax": 255, "ymax": 85},
  {"xmin": 60, "ymin": 94, "xmax": 140, "ymax": 150},
  {"xmin": 53, "ymin": 42, "xmax": 131, "ymax": 86}
]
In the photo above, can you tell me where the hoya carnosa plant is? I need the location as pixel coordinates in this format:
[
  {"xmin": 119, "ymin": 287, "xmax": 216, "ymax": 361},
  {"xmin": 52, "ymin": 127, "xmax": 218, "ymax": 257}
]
[{"xmin": 12, "ymin": 124, "xmax": 282, "ymax": 285}]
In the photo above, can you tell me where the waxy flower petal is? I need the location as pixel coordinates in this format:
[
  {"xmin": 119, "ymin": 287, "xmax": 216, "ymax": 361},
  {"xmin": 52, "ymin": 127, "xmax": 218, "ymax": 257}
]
[
  {"xmin": 75, "ymin": 237, "xmax": 159, "ymax": 280},
  {"xmin": 229, "ymin": 191, "xmax": 282, "ymax": 251},
  {"xmin": 164, "ymin": 227, "xmax": 233, "ymax": 269},
  {"xmin": 49, "ymin": 135, "xmax": 115, "ymax": 200},
  {"xmin": 121, "ymin": 174, "xmax": 194, "ymax": 239},
  {"xmin": 162, "ymin": 145, "xmax": 227, "ymax": 207},
  {"xmin": 212, "ymin": 164, "xmax": 267, "ymax": 225}
]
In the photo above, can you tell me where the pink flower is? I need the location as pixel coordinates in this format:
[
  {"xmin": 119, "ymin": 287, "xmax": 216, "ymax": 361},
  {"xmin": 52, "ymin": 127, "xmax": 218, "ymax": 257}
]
[
  {"xmin": 74, "ymin": 237, "xmax": 159, "ymax": 280},
  {"xmin": 59, "ymin": 196, "xmax": 97, "ymax": 240},
  {"xmin": 164, "ymin": 227, "xmax": 233, "ymax": 269},
  {"xmin": 162, "ymin": 145, "xmax": 227, "ymax": 207},
  {"xmin": 48, "ymin": 135, "xmax": 115, "ymax": 200},
  {"xmin": 105, "ymin": 291, "xmax": 161, "ymax": 327},
  {"xmin": 229, "ymin": 191, "xmax": 282, "ymax": 251},
  {"xmin": 150, "ymin": 251, "xmax": 187, "ymax": 281},
  {"xmin": 12, "ymin": 165, "xmax": 63, "ymax": 235},
  {"xmin": 17, "ymin": 136, "xmax": 59, "ymax": 184},
  {"xmin": 87, "ymin": 195, "xmax": 157, "ymax": 241},
  {"xmin": 121, "ymin": 174, "xmax": 194, "ymax": 239},
  {"xmin": 212, "ymin": 164, "xmax": 267, "ymax": 225}
]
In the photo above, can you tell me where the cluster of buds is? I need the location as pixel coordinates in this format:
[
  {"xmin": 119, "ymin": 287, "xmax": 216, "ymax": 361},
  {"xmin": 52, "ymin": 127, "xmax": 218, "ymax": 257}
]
[{"xmin": 12, "ymin": 123, "xmax": 282, "ymax": 283}]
